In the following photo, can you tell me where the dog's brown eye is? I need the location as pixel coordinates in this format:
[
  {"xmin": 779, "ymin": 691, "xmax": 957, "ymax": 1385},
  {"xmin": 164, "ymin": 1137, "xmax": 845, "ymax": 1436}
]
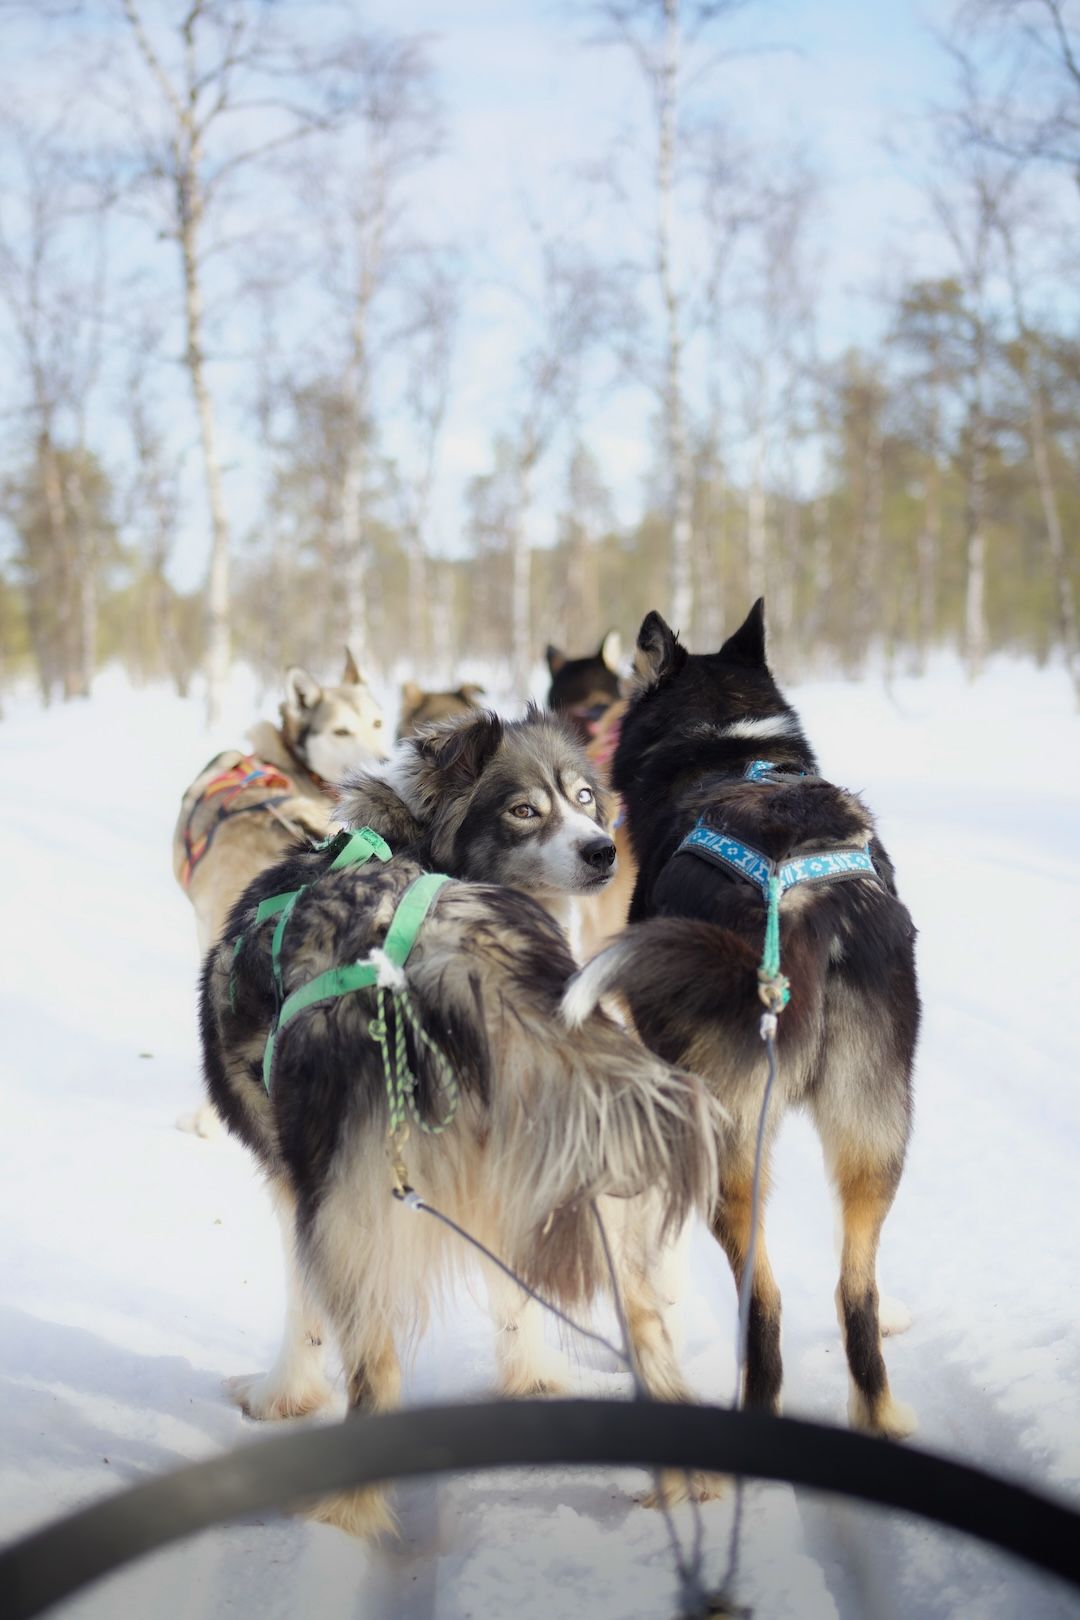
[
  {"xmin": 577, "ymin": 787, "xmax": 594, "ymax": 806},
  {"xmin": 509, "ymin": 804, "xmax": 538, "ymax": 820},
  {"xmin": 373, "ymin": 719, "xmax": 383, "ymax": 728},
  {"xmin": 333, "ymin": 728, "xmax": 353, "ymax": 738}
]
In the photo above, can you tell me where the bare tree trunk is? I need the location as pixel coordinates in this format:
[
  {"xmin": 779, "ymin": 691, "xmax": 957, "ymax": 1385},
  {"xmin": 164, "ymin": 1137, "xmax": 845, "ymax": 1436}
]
[
  {"xmin": 776, "ymin": 486, "xmax": 800, "ymax": 657},
  {"xmin": 1026, "ymin": 371, "xmax": 1080, "ymax": 702},
  {"xmin": 963, "ymin": 402, "xmax": 988, "ymax": 680},
  {"xmin": 695, "ymin": 429, "xmax": 725, "ymax": 647},
  {"xmin": 658, "ymin": 0, "xmax": 693, "ymax": 633},
  {"xmin": 65, "ymin": 463, "xmax": 96, "ymax": 698},
  {"xmin": 916, "ymin": 451, "xmax": 941, "ymax": 675},
  {"xmin": 747, "ymin": 412, "xmax": 768, "ymax": 595},
  {"xmin": 336, "ymin": 183, "xmax": 387, "ymax": 671},
  {"xmin": 1001, "ymin": 237, "xmax": 1080, "ymax": 703},
  {"xmin": 37, "ymin": 434, "xmax": 82, "ymax": 700},
  {"xmin": 338, "ymin": 443, "xmax": 368, "ymax": 662},
  {"xmin": 806, "ymin": 492, "xmax": 831, "ymax": 664},
  {"xmin": 179, "ymin": 198, "xmax": 231, "ymax": 723},
  {"xmin": 855, "ymin": 409, "xmax": 884, "ymax": 664},
  {"xmin": 510, "ymin": 458, "xmax": 534, "ymax": 694},
  {"xmin": 430, "ymin": 559, "xmax": 454, "ymax": 680},
  {"xmin": 406, "ymin": 542, "xmax": 428, "ymax": 670}
]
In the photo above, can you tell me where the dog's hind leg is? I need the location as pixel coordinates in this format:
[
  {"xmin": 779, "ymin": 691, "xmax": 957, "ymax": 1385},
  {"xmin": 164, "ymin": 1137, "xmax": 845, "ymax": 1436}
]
[
  {"xmin": 830, "ymin": 1198, "xmax": 911, "ymax": 1337},
  {"xmin": 485, "ymin": 1270, "xmax": 571, "ymax": 1396},
  {"xmin": 620, "ymin": 1265, "xmax": 726, "ymax": 1506},
  {"xmin": 226, "ymin": 1182, "xmax": 335, "ymax": 1421},
  {"xmin": 304, "ymin": 1317, "xmax": 402, "ymax": 1539},
  {"xmin": 827, "ymin": 1150, "xmax": 915, "ymax": 1440},
  {"xmin": 710, "ymin": 1154, "xmax": 784, "ymax": 1414}
]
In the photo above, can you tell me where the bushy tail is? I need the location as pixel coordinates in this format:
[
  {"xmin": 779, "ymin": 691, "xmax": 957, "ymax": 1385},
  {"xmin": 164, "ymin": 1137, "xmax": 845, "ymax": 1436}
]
[
  {"xmin": 561, "ymin": 932, "xmax": 643, "ymax": 1028},
  {"xmin": 563, "ymin": 918, "xmax": 762, "ymax": 1033}
]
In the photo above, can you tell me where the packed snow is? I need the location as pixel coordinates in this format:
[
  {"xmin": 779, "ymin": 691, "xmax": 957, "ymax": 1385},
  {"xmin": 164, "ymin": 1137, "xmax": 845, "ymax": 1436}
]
[{"xmin": 1, "ymin": 658, "xmax": 1078, "ymax": 1619}]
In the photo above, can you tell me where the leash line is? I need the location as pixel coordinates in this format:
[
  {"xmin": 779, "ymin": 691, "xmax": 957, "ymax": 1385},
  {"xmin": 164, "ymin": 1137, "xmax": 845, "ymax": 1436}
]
[
  {"xmin": 397, "ymin": 1186, "xmax": 712, "ymax": 1620},
  {"xmin": 590, "ymin": 1202, "xmax": 711, "ymax": 1620},
  {"xmin": 394, "ymin": 1190, "xmax": 636, "ymax": 1372}
]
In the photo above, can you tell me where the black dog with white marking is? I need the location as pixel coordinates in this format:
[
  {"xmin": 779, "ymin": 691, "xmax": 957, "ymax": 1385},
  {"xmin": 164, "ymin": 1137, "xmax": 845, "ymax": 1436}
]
[{"xmin": 564, "ymin": 600, "xmax": 920, "ymax": 1438}]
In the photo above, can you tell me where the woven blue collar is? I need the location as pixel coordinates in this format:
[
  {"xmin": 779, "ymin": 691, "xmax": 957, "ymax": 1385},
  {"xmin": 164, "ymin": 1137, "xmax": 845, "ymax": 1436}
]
[
  {"xmin": 744, "ymin": 758, "xmax": 807, "ymax": 783},
  {"xmin": 676, "ymin": 820, "xmax": 878, "ymax": 896}
]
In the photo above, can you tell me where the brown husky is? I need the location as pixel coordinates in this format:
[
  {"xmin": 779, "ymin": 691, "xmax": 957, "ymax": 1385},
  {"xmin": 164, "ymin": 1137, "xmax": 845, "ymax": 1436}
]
[
  {"xmin": 173, "ymin": 652, "xmax": 386, "ymax": 1135},
  {"xmin": 396, "ymin": 680, "xmax": 485, "ymax": 741}
]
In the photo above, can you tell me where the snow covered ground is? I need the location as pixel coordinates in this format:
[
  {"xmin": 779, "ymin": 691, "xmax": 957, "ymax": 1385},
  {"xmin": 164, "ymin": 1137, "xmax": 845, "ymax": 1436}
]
[{"xmin": 1, "ymin": 658, "xmax": 1078, "ymax": 1619}]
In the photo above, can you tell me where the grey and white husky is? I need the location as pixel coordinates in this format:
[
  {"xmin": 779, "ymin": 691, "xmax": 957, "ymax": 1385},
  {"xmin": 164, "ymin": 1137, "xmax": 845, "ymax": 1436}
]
[
  {"xmin": 199, "ymin": 707, "xmax": 723, "ymax": 1535},
  {"xmin": 340, "ymin": 705, "xmax": 618, "ymax": 930}
]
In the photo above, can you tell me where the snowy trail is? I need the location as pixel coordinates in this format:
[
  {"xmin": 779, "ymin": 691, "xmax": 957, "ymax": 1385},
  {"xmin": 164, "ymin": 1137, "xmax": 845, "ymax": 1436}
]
[{"xmin": 1, "ymin": 662, "xmax": 1078, "ymax": 1618}]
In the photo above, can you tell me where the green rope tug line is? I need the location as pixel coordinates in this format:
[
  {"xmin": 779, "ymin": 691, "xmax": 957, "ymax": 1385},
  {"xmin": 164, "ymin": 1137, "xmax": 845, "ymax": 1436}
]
[{"xmin": 756, "ymin": 874, "xmax": 790, "ymax": 1017}]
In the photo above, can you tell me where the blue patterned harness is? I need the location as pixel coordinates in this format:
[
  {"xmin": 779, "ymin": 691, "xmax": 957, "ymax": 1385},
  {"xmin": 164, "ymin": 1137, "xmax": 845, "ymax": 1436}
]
[{"xmin": 675, "ymin": 759, "xmax": 880, "ymax": 898}]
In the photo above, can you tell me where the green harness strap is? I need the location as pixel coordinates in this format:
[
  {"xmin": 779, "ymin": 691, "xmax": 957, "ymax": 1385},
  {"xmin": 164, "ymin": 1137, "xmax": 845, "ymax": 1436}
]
[
  {"xmin": 229, "ymin": 827, "xmax": 392, "ymax": 1010},
  {"xmin": 261, "ymin": 871, "xmax": 452, "ymax": 1092}
]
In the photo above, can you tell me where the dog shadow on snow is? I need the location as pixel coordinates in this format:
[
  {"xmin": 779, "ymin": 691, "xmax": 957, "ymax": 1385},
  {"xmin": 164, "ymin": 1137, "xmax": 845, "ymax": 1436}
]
[
  {"xmin": 0, "ymin": 1301, "xmax": 233, "ymax": 1492},
  {"xmin": 793, "ymin": 1321, "xmax": 1078, "ymax": 1620}
]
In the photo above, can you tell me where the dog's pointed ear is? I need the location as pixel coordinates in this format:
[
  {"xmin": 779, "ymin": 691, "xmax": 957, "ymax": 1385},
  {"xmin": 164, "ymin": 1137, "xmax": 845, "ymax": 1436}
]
[
  {"xmin": 719, "ymin": 599, "xmax": 767, "ymax": 667},
  {"xmin": 599, "ymin": 629, "xmax": 622, "ymax": 673},
  {"xmin": 342, "ymin": 646, "xmax": 364, "ymax": 686},
  {"xmin": 416, "ymin": 711, "xmax": 504, "ymax": 791},
  {"xmin": 284, "ymin": 666, "xmax": 322, "ymax": 714},
  {"xmin": 401, "ymin": 679, "xmax": 424, "ymax": 708},
  {"xmin": 631, "ymin": 611, "xmax": 683, "ymax": 691},
  {"xmin": 546, "ymin": 644, "xmax": 566, "ymax": 675}
]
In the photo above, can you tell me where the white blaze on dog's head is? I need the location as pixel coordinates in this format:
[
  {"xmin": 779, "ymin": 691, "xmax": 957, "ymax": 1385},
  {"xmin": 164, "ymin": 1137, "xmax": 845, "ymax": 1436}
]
[
  {"xmin": 718, "ymin": 714, "xmax": 799, "ymax": 741},
  {"xmin": 282, "ymin": 649, "xmax": 387, "ymax": 782}
]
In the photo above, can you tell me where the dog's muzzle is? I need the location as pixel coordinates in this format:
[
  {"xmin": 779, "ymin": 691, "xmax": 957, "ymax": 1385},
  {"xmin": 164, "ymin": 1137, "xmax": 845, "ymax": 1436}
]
[{"xmin": 580, "ymin": 836, "xmax": 617, "ymax": 873}]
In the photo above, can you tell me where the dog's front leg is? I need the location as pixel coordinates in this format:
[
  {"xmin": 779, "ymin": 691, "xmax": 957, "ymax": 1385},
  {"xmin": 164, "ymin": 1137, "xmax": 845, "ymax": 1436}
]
[
  {"xmin": 485, "ymin": 1269, "xmax": 571, "ymax": 1397},
  {"xmin": 226, "ymin": 1182, "xmax": 334, "ymax": 1421}
]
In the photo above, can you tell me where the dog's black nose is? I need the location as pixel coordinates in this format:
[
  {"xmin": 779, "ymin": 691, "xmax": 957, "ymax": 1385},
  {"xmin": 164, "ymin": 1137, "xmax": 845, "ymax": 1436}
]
[{"xmin": 581, "ymin": 836, "xmax": 617, "ymax": 871}]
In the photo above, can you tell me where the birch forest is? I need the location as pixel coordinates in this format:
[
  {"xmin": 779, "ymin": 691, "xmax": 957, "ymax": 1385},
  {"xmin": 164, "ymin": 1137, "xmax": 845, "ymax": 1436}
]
[{"xmin": 2, "ymin": 0, "xmax": 1079, "ymax": 713}]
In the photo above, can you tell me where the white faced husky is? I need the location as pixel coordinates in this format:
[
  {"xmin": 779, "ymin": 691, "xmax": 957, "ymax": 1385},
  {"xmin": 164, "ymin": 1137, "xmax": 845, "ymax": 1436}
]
[{"xmin": 173, "ymin": 652, "xmax": 386, "ymax": 1135}]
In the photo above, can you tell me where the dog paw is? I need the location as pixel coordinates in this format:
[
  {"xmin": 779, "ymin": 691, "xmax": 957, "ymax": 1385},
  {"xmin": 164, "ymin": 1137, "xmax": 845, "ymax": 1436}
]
[
  {"xmin": 642, "ymin": 1468, "xmax": 728, "ymax": 1509},
  {"xmin": 496, "ymin": 1366, "xmax": 570, "ymax": 1398},
  {"xmin": 225, "ymin": 1371, "xmax": 334, "ymax": 1421},
  {"xmin": 176, "ymin": 1103, "xmax": 223, "ymax": 1140},
  {"xmin": 305, "ymin": 1487, "xmax": 397, "ymax": 1540},
  {"xmin": 849, "ymin": 1388, "xmax": 917, "ymax": 1441},
  {"xmin": 495, "ymin": 1346, "xmax": 572, "ymax": 1398},
  {"xmin": 878, "ymin": 1295, "xmax": 912, "ymax": 1336}
]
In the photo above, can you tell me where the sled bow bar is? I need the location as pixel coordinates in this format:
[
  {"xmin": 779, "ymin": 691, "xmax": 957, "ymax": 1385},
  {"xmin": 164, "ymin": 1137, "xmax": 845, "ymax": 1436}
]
[{"xmin": 1, "ymin": 1400, "xmax": 1077, "ymax": 1619}]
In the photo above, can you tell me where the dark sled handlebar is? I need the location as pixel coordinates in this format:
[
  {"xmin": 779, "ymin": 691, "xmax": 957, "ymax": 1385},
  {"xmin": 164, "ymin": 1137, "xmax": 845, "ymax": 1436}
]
[{"xmin": 2, "ymin": 1399, "xmax": 1078, "ymax": 1618}]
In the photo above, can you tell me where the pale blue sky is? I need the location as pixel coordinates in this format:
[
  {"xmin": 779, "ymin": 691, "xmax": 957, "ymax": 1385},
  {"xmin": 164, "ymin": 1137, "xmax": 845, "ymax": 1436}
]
[{"xmin": 2, "ymin": 2, "xmax": 981, "ymax": 586}]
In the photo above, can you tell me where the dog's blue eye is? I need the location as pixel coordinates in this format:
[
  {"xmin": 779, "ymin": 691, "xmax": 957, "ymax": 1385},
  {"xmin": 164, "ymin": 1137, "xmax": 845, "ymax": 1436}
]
[{"xmin": 577, "ymin": 788, "xmax": 594, "ymax": 806}]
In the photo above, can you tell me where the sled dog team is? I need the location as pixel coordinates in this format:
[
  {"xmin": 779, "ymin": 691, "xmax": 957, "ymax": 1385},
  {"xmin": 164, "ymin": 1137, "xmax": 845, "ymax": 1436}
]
[{"xmin": 176, "ymin": 603, "xmax": 920, "ymax": 1536}]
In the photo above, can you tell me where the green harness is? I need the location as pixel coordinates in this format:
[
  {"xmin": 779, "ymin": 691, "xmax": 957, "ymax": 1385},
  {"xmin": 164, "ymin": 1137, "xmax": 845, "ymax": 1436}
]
[{"xmin": 232, "ymin": 828, "xmax": 457, "ymax": 1148}]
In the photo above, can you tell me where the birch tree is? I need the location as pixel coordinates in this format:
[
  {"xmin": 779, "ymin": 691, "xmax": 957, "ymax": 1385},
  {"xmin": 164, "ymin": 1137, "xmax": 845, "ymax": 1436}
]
[
  {"xmin": 592, "ymin": 0, "xmax": 752, "ymax": 632},
  {"xmin": 0, "ymin": 116, "xmax": 110, "ymax": 701},
  {"xmin": 294, "ymin": 35, "xmax": 442, "ymax": 667},
  {"xmin": 505, "ymin": 245, "xmax": 622, "ymax": 692},
  {"xmin": 387, "ymin": 263, "xmax": 459, "ymax": 670},
  {"xmin": 102, "ymin": 1, "xmax": 393, "ymax": 718}
]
